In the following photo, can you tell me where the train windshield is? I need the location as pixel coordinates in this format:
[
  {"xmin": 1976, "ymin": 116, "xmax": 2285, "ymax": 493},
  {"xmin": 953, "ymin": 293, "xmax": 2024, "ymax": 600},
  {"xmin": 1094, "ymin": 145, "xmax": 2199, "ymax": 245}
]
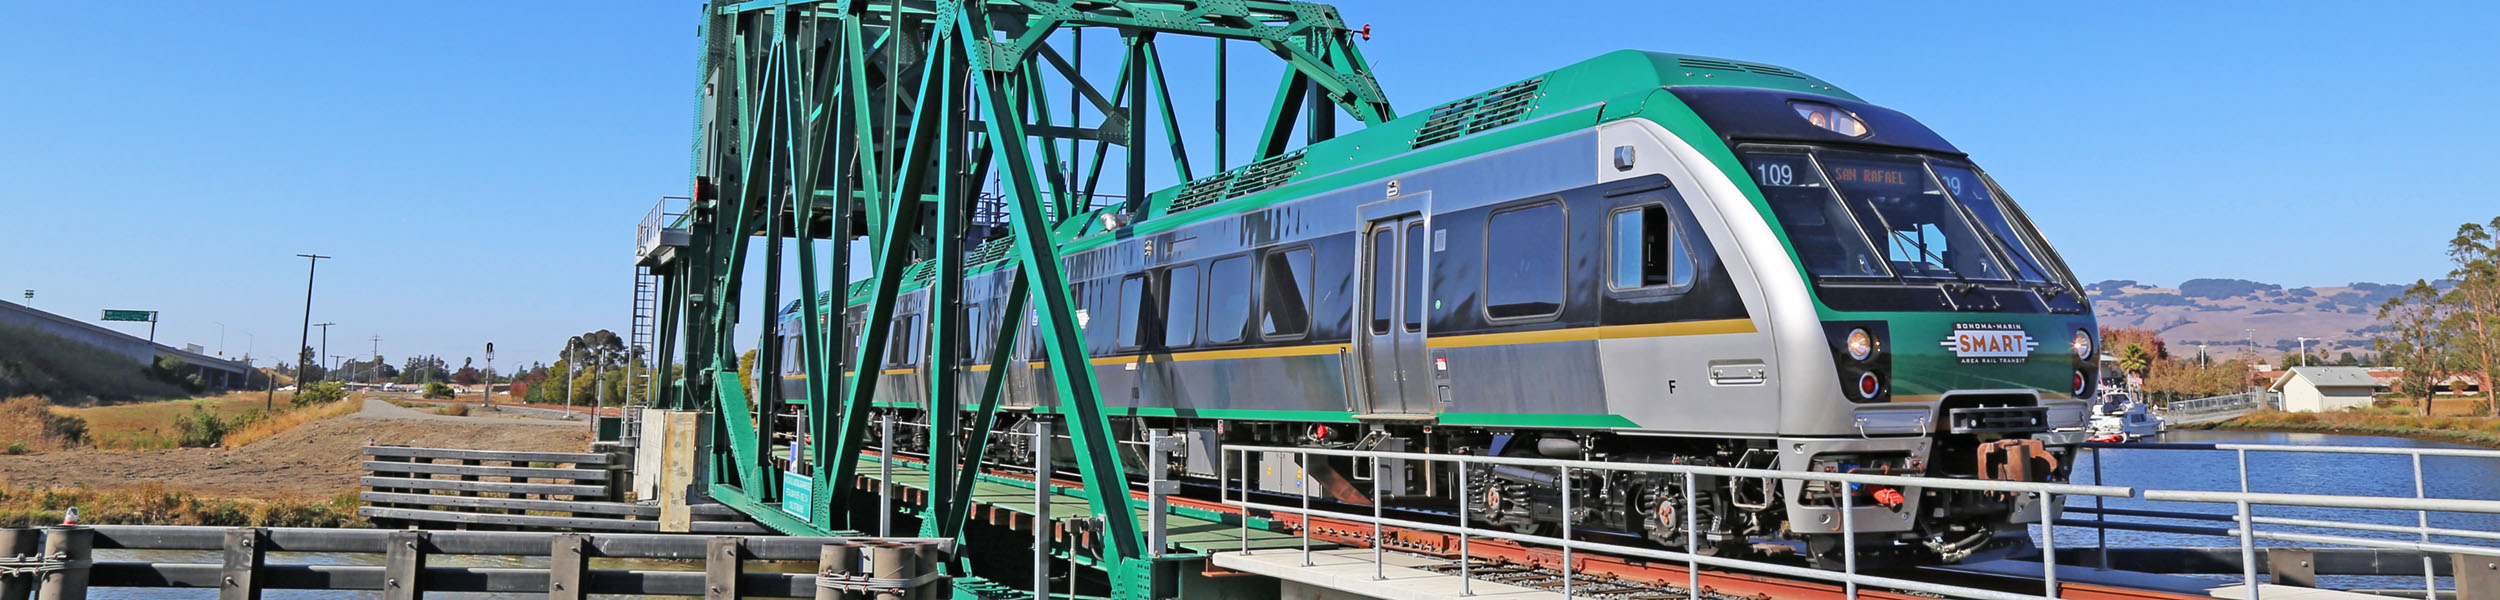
[{"xmin": 1740, "ymin": 149, "xmax": 2061, "ymax": 285}]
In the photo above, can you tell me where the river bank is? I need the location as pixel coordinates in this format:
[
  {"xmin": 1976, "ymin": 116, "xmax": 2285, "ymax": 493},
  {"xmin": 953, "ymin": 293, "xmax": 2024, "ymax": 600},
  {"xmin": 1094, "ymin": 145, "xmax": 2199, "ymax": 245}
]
[
  {"xmin": 0, "ymin": 398, "xmax": 591, "ymax": 527},
  {"xmin": 2176, "ymin": 407, "xmax": 2500, "ymax": 449}
]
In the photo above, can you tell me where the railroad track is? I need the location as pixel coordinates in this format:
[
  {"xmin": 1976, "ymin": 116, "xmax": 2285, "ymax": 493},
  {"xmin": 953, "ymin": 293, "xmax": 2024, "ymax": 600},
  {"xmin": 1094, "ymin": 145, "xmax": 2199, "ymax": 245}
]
[{"xmin": 854, "ymin": 450, "xmax": 2210, "ymax": 600}]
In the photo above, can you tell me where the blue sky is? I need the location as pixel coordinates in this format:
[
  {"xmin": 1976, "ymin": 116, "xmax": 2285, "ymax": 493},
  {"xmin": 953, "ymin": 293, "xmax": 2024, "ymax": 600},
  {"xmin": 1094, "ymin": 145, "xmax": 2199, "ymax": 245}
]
[{"xmin": 4, "ymin": 1, "xmax": 2495, "ymax": 367}]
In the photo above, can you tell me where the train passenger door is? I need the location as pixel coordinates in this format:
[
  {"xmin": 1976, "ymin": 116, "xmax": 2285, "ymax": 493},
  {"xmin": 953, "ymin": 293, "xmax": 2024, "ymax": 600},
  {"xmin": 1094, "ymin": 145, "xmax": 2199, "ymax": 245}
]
[{"xmin": 1356, "ymin": 197, "xmax": 1433, "ymax": 416}]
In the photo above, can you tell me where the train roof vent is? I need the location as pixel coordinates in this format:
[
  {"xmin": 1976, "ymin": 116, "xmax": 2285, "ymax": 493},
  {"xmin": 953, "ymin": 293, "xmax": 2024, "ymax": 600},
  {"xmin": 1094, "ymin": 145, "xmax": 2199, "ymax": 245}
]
[
  {"xmin": 966, "ymin": 236, "xmax": 1014, "ymax": 266},
  {"xmin": 905, "ymin": 260, "xmax": 937, "ymax": 283},
  {"xmin": 1169, "ymin": 171, "xmax": 1239, "ymax": 213},
  {"xmin": 1411, "ymin": 76, "xmax": 1545, "ymax": 149},
  {"xmin": 1167, "ymin": 150, "xmax": 1308, "ymax": 214},
  {"xmin": 1227, "ymin": 151, "xmax": 1307, "ymax": 198},
  {"xmin": 1677, "ymin": 57, "xmax": 1806, "ymax": 80}
]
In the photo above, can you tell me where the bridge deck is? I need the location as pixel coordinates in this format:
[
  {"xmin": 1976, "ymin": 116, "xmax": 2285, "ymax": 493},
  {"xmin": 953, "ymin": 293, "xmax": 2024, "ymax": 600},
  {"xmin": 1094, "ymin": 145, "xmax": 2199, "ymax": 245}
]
[{"xmin": 847, "ymin": 454, "xmax": 1322, "ymax": 556}]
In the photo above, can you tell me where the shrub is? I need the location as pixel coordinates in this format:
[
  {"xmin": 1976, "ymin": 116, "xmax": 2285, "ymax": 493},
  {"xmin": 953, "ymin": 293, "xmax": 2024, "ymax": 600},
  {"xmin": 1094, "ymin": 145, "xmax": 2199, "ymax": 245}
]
[
  {"xmin": 434, "ymin": 402, "xmax": 470, "ymax": 417},
  {"xmin": 0, "ymin": 396, "xmax": 88, "ymax": 451},
  {"xmin": 4, "ymin": 443, "xmax": 24, "ymax": 455},
  {"xmin": 292, "ymin": 382, "xmax": 346, "ymax": 407},
  {"xmin": 171, "ymin": 406, "xmax": 244, "ymax": 448},
  {"xmin": 421, "ymin": 382, "xmax": 454, "ymax": 400}
]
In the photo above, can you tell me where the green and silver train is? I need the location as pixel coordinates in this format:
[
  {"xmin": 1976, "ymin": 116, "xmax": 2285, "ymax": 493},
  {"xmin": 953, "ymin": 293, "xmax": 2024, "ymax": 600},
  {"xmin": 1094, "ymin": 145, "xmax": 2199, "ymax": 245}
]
[{"xmin": 777, "ymin": 50, "xmax": 2097, "ymax": 565}]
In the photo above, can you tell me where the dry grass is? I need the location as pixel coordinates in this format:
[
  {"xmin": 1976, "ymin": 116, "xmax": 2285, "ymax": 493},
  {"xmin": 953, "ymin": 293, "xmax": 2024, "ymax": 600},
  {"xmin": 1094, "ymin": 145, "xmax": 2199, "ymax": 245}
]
[
  {"xmin": 220, "ymin": 398, "xmax": 364, "ymax": 448},
  {"xmin": 0, "ymin": 480, "xmax": 364, "ymax": 528},
  {"xmin": 434, "ymin": 402, "xmax": 471, "ymax": 416},
  {"xmin": 0, "ymin": 396, "xmax": 88, "ymax": 452},
  {"xmin": 55, "ymin": 391, "xmax": 289, "ymax": 450},
  {"xmin": 2193, "ymin": 405, "xmax": 2500, "ymax": 448}
]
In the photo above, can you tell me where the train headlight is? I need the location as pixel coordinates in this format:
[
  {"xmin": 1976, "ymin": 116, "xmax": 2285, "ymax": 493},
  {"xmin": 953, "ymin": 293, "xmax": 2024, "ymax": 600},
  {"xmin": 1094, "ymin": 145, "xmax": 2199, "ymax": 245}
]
[
  {"xmin": 1845, "ymin": 328, "xmax": 1875, "ymax": 361},
  {"xmin": 2071, "ymin": 330, "xmax": 2093, "ymax": 361},
  {"xmin": 1792, "ymin": 101, "xmax": 1870, "ymax": 137}
]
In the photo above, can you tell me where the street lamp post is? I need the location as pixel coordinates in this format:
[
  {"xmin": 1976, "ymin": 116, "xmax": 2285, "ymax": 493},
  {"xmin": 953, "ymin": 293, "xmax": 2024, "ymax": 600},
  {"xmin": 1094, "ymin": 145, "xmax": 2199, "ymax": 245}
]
[
  {"xmin": 290, "ymin": 253, "xmax": 331, "ymax": 410},
  {"xmin": 2297, "ymin": 337, "xmax": 2319, "ymax": 366},
  {"xmin": 213, "ymin": 321, "xmax": 225, "ymax": 356}
]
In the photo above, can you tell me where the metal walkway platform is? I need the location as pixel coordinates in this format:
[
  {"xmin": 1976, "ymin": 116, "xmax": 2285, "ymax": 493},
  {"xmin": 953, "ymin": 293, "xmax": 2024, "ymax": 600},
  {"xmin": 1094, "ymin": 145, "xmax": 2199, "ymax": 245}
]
[
  {"xmin": 846, "ymin": 453, "xmax": 1319, "ymax": 557},
  {"xmin": 1215, "ymin": 549, "xmax": 1559, "ymax": 600}
]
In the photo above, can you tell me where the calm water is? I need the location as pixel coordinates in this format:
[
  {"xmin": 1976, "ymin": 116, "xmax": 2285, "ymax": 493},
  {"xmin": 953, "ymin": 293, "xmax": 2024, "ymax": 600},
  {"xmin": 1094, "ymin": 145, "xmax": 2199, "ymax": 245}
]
[
  {"xmin": 2042, "ymin": 429, "xmax": 2500, "ymax": 590},
  {"xmin": 88, "ymin": 431, "xmax": 2500, "ymax": 597}
]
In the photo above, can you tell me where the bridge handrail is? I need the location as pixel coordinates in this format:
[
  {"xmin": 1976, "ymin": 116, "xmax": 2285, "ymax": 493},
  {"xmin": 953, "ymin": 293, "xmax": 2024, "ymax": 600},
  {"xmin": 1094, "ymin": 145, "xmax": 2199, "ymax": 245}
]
[
  {"xmin": 636, "ymin": 196, "xmax": 687, "ymax": 256},
  {"xmin": 1223, "ymin": 443, "xmax": 2122, "ymax": 600},
  {"xmin": 1227, "ymin": 444, "xmax": 2133, "ymax": 497},
  {"xmin": 2163, "ymin": 391, "xmax": 2274, "ymax": 413},
  {"xmin": 2084, "ymin": 441, "xmax": 2500, "ymax": 459},
  {"xmin": 1226, "ymin": 440, "xmax": 2500, "ymax": 600}
]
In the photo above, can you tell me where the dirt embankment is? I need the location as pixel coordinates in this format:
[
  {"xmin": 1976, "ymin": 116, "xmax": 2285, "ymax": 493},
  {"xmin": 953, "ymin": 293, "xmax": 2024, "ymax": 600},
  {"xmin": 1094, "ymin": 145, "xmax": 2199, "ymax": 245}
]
[{"xmin": 0, "ymin": 399, "xmax": 592, "ymax": 499}]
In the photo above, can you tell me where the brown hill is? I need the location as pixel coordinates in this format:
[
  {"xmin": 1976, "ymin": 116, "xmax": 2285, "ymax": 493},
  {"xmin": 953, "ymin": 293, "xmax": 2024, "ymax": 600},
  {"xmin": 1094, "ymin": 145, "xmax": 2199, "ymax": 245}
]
[{"xmin": 2086, "ymin": 279, "xmax": 2409, "ymax": 363}]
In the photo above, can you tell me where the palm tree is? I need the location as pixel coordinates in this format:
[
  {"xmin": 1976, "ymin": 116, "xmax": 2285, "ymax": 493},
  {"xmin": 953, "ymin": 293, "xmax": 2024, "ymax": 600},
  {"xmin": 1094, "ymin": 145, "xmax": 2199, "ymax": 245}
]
[{"xmin": 2119, "ymin": 344, "xmax": 2153, "ymax": 392}]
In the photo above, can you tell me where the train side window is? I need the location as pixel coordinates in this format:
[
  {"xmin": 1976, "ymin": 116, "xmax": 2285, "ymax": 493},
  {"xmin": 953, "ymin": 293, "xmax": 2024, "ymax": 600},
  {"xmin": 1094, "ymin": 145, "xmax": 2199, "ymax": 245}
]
[
  {"xmin": 1484, "ymin": 201, "xmax": 1566, "ymax": 320},
  {"xmin": 1164, "ymin": 265, "xmax": 1200, "ymax": 348},
  {"xmin": 1368, "ymin": 228, "xmax": 1395, "ymax": 336},
  {"xmin": 1204, "ymin": 256, "xmax": 1252, "ymax": 345},
  {"xmin": 1260, "ymin": 247, "xmax": 1313, "ymax": 340},
  {"xmin": 1117, "ymin": 274, "xmax": 1150, "ymax": 350},
  {"xmin": 1609, "ymin": 204, "xmax": 1697, "ymax": 291},
  {"xmin": 885, "ymin": 315, "xmax": 918, "ymax": 368}
]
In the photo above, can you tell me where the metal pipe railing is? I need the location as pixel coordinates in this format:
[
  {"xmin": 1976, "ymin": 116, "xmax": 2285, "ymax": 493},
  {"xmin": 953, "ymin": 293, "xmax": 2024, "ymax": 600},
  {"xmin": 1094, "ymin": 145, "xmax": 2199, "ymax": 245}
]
[
  {"xmin": 1224, "ymin": 444, "xmax": 2131, "ymax": 600},
  {"xmin": 2076, "ymin": 440, "xmax": 2500, "ymax": 600}
]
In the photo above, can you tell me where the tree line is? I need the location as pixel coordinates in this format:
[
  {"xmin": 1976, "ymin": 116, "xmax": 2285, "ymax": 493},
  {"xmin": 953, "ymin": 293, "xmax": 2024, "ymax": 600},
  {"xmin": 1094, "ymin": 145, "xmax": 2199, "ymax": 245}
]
[{"xmin": 2374, "ymin": 216, "xmax": 2500, "ymax": 414}]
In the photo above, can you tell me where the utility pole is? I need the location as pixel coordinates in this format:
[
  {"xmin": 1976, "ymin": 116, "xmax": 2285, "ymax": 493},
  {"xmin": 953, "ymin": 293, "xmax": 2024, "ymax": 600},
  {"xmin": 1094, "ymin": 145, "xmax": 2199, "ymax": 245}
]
[
  {"xmin": 18, "ymin": 290, "xmax": 28, "ymax": 308},
  {"xmin": 290, "ymin": 253, "xmax": 330, "ymax": 410},
  {"xmin": 484, "ymin": 342, "xmax": 495, "ymax": 406},
  {"xmin": 566, "ymin": 344, "xmax": 578, "ymax": 411},
  {"xmin": 595, "ymin": 347, "xmax": 607, "ymax": 421},
  {"xmin": 370, "ymin": 335, "xmax": 382, "ymax": 383},
  {"xmin": 315, "ymin": 322, "xmax": 335, "ymax": 382}
]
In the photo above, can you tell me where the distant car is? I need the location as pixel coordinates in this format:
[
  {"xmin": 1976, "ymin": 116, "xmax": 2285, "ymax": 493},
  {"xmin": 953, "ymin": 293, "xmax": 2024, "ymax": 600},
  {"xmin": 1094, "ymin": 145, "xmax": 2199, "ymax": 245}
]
[{"xmin": 277, "ymin": 385, "xmax": 297, "ymax": 391}]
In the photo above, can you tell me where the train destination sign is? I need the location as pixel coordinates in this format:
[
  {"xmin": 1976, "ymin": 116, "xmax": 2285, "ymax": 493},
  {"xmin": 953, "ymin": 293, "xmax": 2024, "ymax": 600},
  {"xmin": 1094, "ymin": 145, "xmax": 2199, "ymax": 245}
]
[
  {"xmin": 1939, "ymin": 322, "xmax": 2037, "ymax": 364},
  {"xmin": 101, "ymin": 309, "xmax": 155, "ymax": 322}
]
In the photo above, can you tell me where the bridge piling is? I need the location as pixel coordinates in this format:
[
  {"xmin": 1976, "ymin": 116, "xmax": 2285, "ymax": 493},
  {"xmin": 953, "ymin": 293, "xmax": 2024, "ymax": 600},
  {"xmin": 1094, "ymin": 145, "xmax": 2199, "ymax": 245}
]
[
  {"xmin": 0, "ymin": 527, "xmax": 37, "ymax": 600},
  {"xmin": 35, "ymin": 526, "xmax": 89, "ymax": 600}
]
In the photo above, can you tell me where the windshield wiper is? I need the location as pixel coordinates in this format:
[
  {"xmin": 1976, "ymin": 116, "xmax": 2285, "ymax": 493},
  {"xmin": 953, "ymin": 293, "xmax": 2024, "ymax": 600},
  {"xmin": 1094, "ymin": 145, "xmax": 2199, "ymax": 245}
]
[{"xmin": 1860, "ymin": 203, "xmax": 1970, "ymax": 286}]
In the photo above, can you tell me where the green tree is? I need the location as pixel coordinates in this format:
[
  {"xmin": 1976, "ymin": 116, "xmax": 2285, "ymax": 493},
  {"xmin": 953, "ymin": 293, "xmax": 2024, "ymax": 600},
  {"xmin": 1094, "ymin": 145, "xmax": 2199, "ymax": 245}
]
[
  {"xmin": 396, "ymin": 355, "xmax": 451, "ymax": 384},
  {"xmin": 293, "ymin": 346, "xmax": 326, "ymax": 382},
  {"xmin": 2446, "ymin": 216, "xmax": 2500, "ymax": 414},
  {"xmin": 2119, "ymin": 344, "xmax": 2153, "ymax": 380},
  {"xmin": 2376, "ymin": 280, "xmax": 2449, "ymax": 414},
  {"xmin": 421, "ymin": 381, "xmax": 455, "ymax": 400}
]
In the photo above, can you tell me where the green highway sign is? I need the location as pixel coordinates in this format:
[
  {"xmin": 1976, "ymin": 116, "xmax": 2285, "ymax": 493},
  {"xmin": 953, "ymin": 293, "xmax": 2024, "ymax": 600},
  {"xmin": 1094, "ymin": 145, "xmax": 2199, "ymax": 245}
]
[{"xmin": 101, "ymin": 309, "xmax": 154, "ymax": 322}]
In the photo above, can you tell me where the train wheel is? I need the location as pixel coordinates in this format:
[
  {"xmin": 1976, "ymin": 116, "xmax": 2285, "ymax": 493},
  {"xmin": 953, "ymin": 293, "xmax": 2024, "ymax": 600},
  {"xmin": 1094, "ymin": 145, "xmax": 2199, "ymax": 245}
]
[
  {"xmin": 1466, "ymin": 447, "xmax": 1554, "ymax": 537},
  {"xmin": 1641, "ymin": 480, "xmax": 1747, "ymax": 558}
]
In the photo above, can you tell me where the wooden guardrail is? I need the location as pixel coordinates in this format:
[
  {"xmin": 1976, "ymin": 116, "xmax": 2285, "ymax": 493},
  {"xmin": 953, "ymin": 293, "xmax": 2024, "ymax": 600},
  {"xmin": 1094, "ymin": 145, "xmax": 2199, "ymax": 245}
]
[
  {"xmin": 359, "ymin": 445, "xmax": 762, "ymax": 533},
  {"xmin": 0, "ymin": 524, "xmax": 950, "ymax": 599}
]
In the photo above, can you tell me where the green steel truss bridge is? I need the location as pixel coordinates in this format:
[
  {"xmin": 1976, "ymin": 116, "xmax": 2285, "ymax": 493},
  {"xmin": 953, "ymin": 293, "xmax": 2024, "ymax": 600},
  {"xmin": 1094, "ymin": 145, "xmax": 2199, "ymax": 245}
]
[{"xmin": 637, "ymin": 1, "xmax": 1393, "ymax": 597}]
